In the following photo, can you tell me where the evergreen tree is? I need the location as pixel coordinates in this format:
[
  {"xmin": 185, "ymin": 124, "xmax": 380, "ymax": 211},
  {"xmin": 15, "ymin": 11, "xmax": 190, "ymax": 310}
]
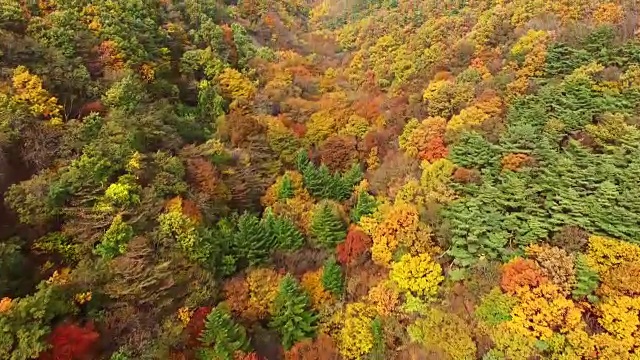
[
  {"xmin": 262, "ymin": 208, "xmax": 305, "ymax": 251},
  {"xmin": 277, "ymin": 174, "xmax": 294, "ymax": 200},
  {"xmin": 341, "ymin": 162, "xmax": 364, "ymax": 190},
  {"xmin": 572, "ymin": 255, "xmax": 600, "ymax": 302},
  {"xmin": 321, "ymin": 257, "xmax": 344, "ymax": 296},
  {"xmin": 310, "ymin": 202, "xmax": 347, "ymax": 248},
  {"xmin": 197, "ymin": 304, "xmax": 251, "ymax": 360},
  {"xmin": 269, "ymin": 275, "xmax": 318, "ymax": 350},
  {"xmin": 350, "ymin": 191, "xmax": 377, "ymax": 223},
  {"xmin": 234, "ymin": 212, "xmax": 273, "ymax": 266},
  {"xmin": 370, "ymin": 317, "xmax": 385, "ymax": 360}
]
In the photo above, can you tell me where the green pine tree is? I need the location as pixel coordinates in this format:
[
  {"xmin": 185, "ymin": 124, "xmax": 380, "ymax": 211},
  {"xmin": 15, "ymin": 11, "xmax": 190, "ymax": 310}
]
[
  {"xmin": 310, "ymin": 202, "xmax": 347, "ymax": 248},
  {"xmin": 341, "ymin": 162, "xmax": 363, "ymax": 189},
  {"xmin": 262, "ymin": 208, "xmax": 304, "ymax": 251},
  {"xmin": 235, "ymin": 212, "xmax": 273, "ymax": 266},
  {"xmin": 321, "ymin": 257, "xmax": 344, "ymax": 296},
  {"xmin": 269, "ymin": 274, "xmax": 318, "ymax": 350},
  {"xmin": 370, "ymin": 316, "xmax": 385, "ymax": 360},
  {"xmin": 350, "ymin": 191, "xmax": 377, "ymax": 223},
  {"xmin": 572, "ymin": 255, "xmax": 600, "ymax": 303},
  {"xmin": 197, "ymin": 304, "xmax": 251, "ymax": 360},
  {"xmin": 277, "ymin": 174, "xmax": 294, "ymax": 200}
]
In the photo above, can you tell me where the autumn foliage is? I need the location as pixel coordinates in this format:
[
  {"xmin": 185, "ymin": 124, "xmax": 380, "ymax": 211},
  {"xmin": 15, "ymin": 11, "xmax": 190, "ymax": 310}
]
[
  {"xmin": 41, "ymin": 322, "xmax": 99, "ymax": 360},
  {"xmin": 336, "ymin": 228, "xmax": 371, "ymax": 265},
  {"xmin": 500, "ymin": 258, "xmax": 547, "ymax": 294}
]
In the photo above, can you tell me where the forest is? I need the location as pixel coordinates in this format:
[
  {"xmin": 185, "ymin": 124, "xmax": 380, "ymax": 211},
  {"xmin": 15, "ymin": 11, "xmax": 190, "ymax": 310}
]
[{"xmin": 1, "ymin": 0, "xmax": 640, "ymax": 359}]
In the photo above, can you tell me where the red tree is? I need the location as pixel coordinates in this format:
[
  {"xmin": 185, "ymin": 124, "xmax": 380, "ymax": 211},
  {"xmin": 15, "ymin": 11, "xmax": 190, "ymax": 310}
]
[
  {"xmin": 336, "ymin": 228, "xmax": 372, "ymax": 265},
  {"xmin": 185, "ymin": 306, "xmax": 212, "ymax": 346},
  {"xmin": 40, "ymin": 322, "xmax": 99, "ymax": 360}
]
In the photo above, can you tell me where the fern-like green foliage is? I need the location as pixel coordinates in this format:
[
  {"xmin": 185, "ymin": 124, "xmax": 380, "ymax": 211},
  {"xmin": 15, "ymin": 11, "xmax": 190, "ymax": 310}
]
[
  {"xmin": 262, "ymin": 208, "xmax": 305, "ymax": 251},
  {"xmin": 572, "ymin": 255, "xmax": 600, "ymax": 302},
  {"xmin": 474, "ymin": 288, "xmax": 517, "ymax": 327},
  {"xmin": 269, "ymin": 274, "xmax": 318, "ymax": 350},
  {"xmin": 546, "ymin": 27, "xmax": 640, "ymax": 77},
  {"xmin": 295, "ymin": 151, "xmax": 363, "ymax": 200},
  {"xmin": 277, "ymin": 173, "xmax": 295, "ymax": 200},
  {"xmin": 197, "ymin": 304, "xmax": 251, "ymax": 360},
  {"xmin": 234, "ymin": 212, "xmax": 274, "ymax": 266},
  {"xmin": 443, "ymin": 68, "xmax": 640, "ymax": 266},
  {"xmin": 350, "ymin": 191, "xmax": 377, "ymax": 223},
  {"xmin": 310, "ymin": 202, "xmax": 347, "ymax": 248},
  {"xmin": 321, "ymin": 257, "xmax": 344, "ymax": 296},
  {"xmin": 449, "ymin": 131, "xmax": 500, "ymax": 170}
]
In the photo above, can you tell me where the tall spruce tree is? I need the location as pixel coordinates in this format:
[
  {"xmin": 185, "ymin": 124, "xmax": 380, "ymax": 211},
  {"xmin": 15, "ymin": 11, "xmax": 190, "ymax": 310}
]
[
  {"xmin": 277, "ymin": 174, "xmax": 294, "ymax": 200},
  {"xmin": 350, "ymin": 190, "xmax": 377, "ymax": 223},
  {"xmin": 234, "ymin": 212, "xmax": 273, "ymax": 266},
  {"xmin": 262, "ymin": 208, "xmax": 305, "ymax": 251},
  {"xmin": 321, "ymin": 257, "xmax": 344, "ymax": 296},
  {"xmin": 310, "ymin": 202, "xmax": 347, "ymax": 248},
  {"xmin": 269, "ymin": 274, "xmax": 318, "ymax": 349},
  {"xmin": 197, "ymin": 304, "xmax": 251, "ymax": 360}
]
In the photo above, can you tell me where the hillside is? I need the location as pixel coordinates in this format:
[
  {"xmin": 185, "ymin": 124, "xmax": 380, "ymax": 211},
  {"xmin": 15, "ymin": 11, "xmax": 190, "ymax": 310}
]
[{"xmin": 2, "ymin": 0, "xmax": 640, "ymax": 359}]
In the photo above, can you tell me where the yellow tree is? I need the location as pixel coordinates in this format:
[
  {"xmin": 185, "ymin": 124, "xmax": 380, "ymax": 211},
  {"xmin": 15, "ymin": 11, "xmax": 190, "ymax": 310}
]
[{"xmin": 11, "ymin": 66, "xmax": 63, "ymax": 124}]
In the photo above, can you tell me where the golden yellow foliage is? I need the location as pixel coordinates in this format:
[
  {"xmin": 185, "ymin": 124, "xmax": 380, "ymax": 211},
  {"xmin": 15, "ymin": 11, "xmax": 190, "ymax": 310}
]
[
  {"xmin": 217, "ymin": 68, "xmax": 256, "ymax": 102},
  {"xmin": 367, "ymin": 280, "xmax": 399, "ymax": 316},
  {"xmin": 447, "ymin": 105, "xmax": 491, "ymax": 134},
  {"xmin": 338, "ymin": 302, "xmax": 377, "ymax": 360},
  {"xmin": 46, "ymin": 267, "xmax": 71, "ymax": 285},
  {"xmin": 246, "ymin": 268, "xmax": 282, "ymax": 320},
  {"xmin": 510, "ymin": 283, "xmax": 583, "ymax": 339},
  {"xmin": 177, "ymin": 306, "xmax": 193, "ymax": 327},
  {"xmin": 408, "ymin": 308, "xmax": 477, "ymax": 360},
  {"xmin": 585, "ymin": 235, "xmax": 640, "ymax": 274},
  {"xmin": 74, "ymin": 292, "xmax": 92, "ymax": 305},
  {"xmin": 11, "ymin": 65, "xmax": 63, "ymax": 124},
  {"xmin": 511, "ymin": 30, "xmax": 549, "ymax": 58},
  {"xmin": 593, "ymin": 3, "xmax": 624, "ymax": 25},
  {"xmin": 597, "ymin": 296, "xmax": 640, "ymax": 342},
  {"xmin": 390, "ymin": 253, "xmax": 443, "ymax": 299},
  {"xmin": 301, "ymin": 269, "xmax": 333, "ymax": 311},
  {"xmin": 362, "ymin": 202, "xmax": 437, "ymax": 267}
]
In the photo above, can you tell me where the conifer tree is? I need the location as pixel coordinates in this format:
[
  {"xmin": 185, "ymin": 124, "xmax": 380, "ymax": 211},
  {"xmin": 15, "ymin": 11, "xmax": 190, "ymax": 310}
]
[
  {"xmin": 572, "ymin": 255, "xmax": 600, "ymax": 302},
  {"xmin": 197, "ymin": 304, "xmax": 251, "ymax": 360},
  {"xmin": 341, "ymin": 162, "xmax": 364, "ymax": 190},
  {"xmin": 277, "ymin": 174, "xmax": 294, "ymax": 200},
  {"xmin": 350, "ymin": 191, "xmax": 377, "ymax": 223},
  {"xmin": 310, "ymin": 202, "xmax": 347, "ymax": 248},
  {"xmin": 321, "ymin": 257, "xmax": 344, "ymax": 296},
  {"xmin": 269, "ymin": 274, "xmax": 318, "ymax": 349},
  {"xmin": 235, "ymin": 212, "xmax": 272, "ymax": 266},
  {"xmin": 262, "ymin": 208, "xmax": 304, "ymax": 251}
]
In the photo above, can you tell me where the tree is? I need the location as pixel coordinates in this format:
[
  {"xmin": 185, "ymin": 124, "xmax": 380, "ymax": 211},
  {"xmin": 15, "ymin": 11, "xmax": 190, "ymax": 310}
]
[
  {"xmin": 269, "ymin": 275, "xmax": 318, "ymax": 350},
  {"xmin": 350, "ymin": 191, "xmax": 377, "ymax": 223},
  {"xmin": 94, "ymin": 214, "xmax": 134, "ymax": 259},
  {"xmin": 262, "ymin": 208, "xmax": 305, "ymax": 251},
  {"xmin": 336, "ymin": 228, "xmax": 371, "ymax": 265},
  {"xmin": 197, "ymin": 304, "xmax": 251, "ymax": 360},
  {"xmin": 0, "ymin": 282, "xmax": 73, "ymax": 360},
  {"xmin": 321, "ymin": 257, "xmax": 344, "ymax": 296},
  {"xmin": 234, "ymin": 212, "xmax": 273, "ymax": 266},
  {"xmin": 278, "ymin": 173, "xmax": 294, "ymax": 200},
  {"xmin": 310, "ymin": 202, "xmax": 346, "ymax": 248},
  {"xmin": 390, "ymin": 254, "xmax": 443, "ymax": 299},
  {"xmin": 40, "ymin": 322, "xmax": 100, "ymax": 360}
]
